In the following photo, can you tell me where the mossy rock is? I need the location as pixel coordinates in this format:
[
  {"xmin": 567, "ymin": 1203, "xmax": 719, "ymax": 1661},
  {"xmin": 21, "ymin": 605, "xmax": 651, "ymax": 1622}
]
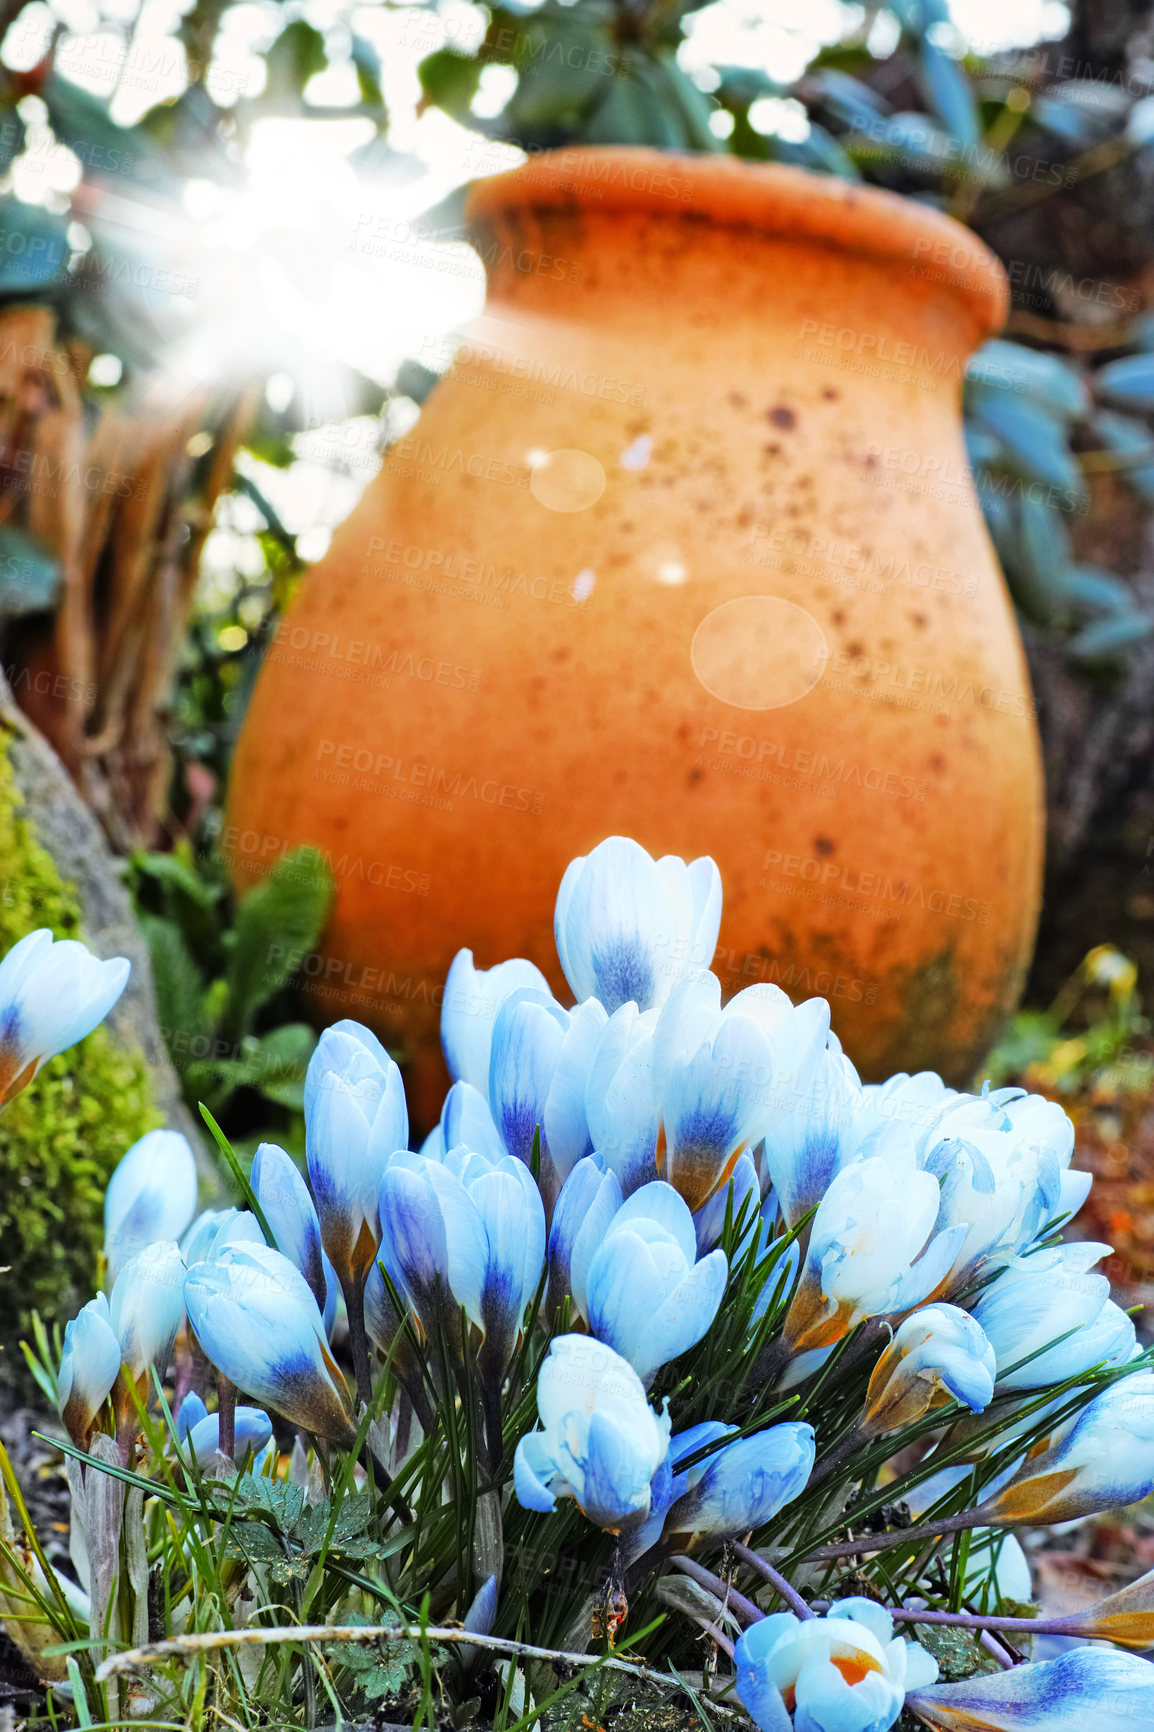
[{"xmin": 0, "ymin": 692, "xmax": 200, "ymax": 1371}]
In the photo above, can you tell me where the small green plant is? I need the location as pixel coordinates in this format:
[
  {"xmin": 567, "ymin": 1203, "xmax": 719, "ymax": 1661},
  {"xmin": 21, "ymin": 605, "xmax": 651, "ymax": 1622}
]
[{"xmin": 128, "ymin": 842, "xmax": 334, "ymax": 1149}]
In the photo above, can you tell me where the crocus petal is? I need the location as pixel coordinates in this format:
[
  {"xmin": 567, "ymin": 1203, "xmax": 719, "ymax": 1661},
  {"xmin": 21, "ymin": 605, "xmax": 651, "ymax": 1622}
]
[
  {"xmin": 0, "ymin": 931, "xmax": 129, "ymax": 1103},
  {"xmin": 442, "ymin": 950, "xmax": 550, "ymax": 1090},
  {"xmin": 305, "ymin": 1022, "xmax": 408, "ymax": 1290},
  {"xmin": 184, "ymin": 1243, "xmax": 355, "ymax": 1444},
  {"xmin": 103, "ymin": 1130, "xmax": 198, "ymax": 1282},
  {"xmin": 108, "ymin": 1240, "xmax": 186, "ymax": 1390},
  {"xmin": 665, "ymin": 1422, "xmax": 815, "ymax": 1541},
  {"xmin": 555, "ymin": 837, "xmax": 720, "ymax": 1013},
  {"xmin": 439, "ymin": 1080, "xmax": 506, "ymax": 1163},
  {"xmin": 548, "ymin": 1154, "xmax": 623, "ymax": 1322},
  {"xmin": 58, "ymin": 1295, "xmax": 121, "ymax": 1445},
  {"xmin": 584, "ymin": 1002, "xmax": 660, "ymax": 1194},
  {"xmin": 907, "ymin": 1647, "xmax": 1154, "ymax": 1730},
  {"xmin": 186, "ymin": 1407, "xmax": 273, "ymax": 1466},
  {"xmin": 488, "ymin": 988, "xmax": 568, "ymax": 1170},
  {"xmin": 251, "ymin": 1141, "xmax": 326, "ymax": 1310}
]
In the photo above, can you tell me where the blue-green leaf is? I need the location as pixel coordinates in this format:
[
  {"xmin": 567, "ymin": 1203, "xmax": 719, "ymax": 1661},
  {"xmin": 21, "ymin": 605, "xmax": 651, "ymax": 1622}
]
[
  {"xmin": 918, "ymin": 36, "xmax": 981, "ymax": 150},
  {"xmin": 0, "ymin": 525, "xmax": 60, "ymax": 615},
  {"xmin": 1068, "ymin": 613, "xmax": 1154, "ymax": 659},
  {"xmin": 971, "ymin": 394, "xmax": 1087, "ymax": 502},
  {"xmin": 968, "ymin": 340, "xmax": 1089, "ymax": 420},
  {"xmin": 1092, "ymin": 409, "xmax": 1154, "ymax": 505},
  {"xmin": 1095, "ymin": 352, "xmax": 1154, "ymax": 410}
]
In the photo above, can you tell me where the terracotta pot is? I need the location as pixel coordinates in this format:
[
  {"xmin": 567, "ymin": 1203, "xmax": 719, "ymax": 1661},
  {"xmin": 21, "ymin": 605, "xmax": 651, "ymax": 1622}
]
[{"xmin": 227, "ymin": 147, "xmax": 1041, "ymax": 1109}]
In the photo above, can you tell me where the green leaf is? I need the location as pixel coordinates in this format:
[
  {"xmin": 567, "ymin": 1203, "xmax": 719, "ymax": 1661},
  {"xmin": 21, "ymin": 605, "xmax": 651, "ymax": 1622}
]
[
  {"xmin": 1093, "ymin": 410, "xmax": 1154, "ymax": 505},
  {"xmin": 39, "ymin": 72, "xmax": 173, "ymax": 196},
  {"xmin": 0, "ymin": 525, "xmax": 60, "ymax": 615},
  {"xmin": 1013, "ymin": 494, "xmax": 1074, "ymax": 625},
  {"xmin": 264, "ymin": 20, "xmax": 329, "ymax": 103},
  {"xmin": 219, "ymin": 848, "xmax": 334, "ymax": 1042},
  {"xmin": 971, "ymin": 394, "xmax": 1087, "ymax": 502},
  {"xmin": 0, "ymin": 199, "xmax": 70, "ymax": 295},
  {"xmin": 233, "ymin": 1472, "xmax": 305, "ymax": 1532},
  {"xmin": 418, "ymin": 49, "xmax": 483, "ymax": 123},
  {"xmin": 1068, "ymin": 613, "xmax": 1154, "ymax": 659},
  {"xmin": 969, "ymin": 340, "xmax": 1089, "ymax": 422},
  {"xmin": 917, "ymin": 35, "xmax": 981, "ymax": 150},
  {"xmin": 141, "ymin": 914, "xmax": 211, "ymax": 1073}
]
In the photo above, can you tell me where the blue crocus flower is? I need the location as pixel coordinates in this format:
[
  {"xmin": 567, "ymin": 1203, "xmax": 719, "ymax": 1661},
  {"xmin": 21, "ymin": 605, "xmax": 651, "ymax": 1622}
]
[
  {"xmin": 108, "ymin": 1240, "xmax": 187, "ymax": 1425},
  {"xmin": 547, "ymin": 1153, "xmax": 623, "ymax": 1322},
  {"xmin": 488, "ymin": 988, "xmax": 606, "ymax": 1209},
  {"xmin": 980, "ymin": 1368, "xmax": 1154, "ymax": 1526},
  {"xmin": 104, "ymin": 1129, "xmax": 199, "ymax": 1284},
  {"xmin": 0, "ymin": 929, "xmax": 129, "ymax": 1107},
  {"xmin": 756, "ymin": 1032, "xmax": 866, "ymax": 1230},
  {"xmin": 441, "ymin": 949, "xmax": 550, "ymax": 1091},
  {"xmin": 421, "ymin": 1080, "xmax": 506, "ymax": 1163},
  {"xmin": 583, "ymin": 1181, "xmax": 727, "ymax": 1384},
  {"xmin": 377, "ymin": 1148, "xmax": 544, "ymax": 1380},
  {"xmin": 584, "ymin": 1003, "xmax": 661, "ymax": 1195},
  {"xmin": 862, "ymin": 1304, "xmax": 996, "ymax": 1435},
  {"xmin": 513, "ymin": 1335, "xmax": 671, "ymax": 1532},
  {"xmin": 735, "ymin": 1599, "xmax": 937, "ymax": 1732},
  {"xmin": 553, "ymin": 836, "xmax": 721, "ymax": 1014},
  {"xmin": 652, "ymin": 976, "xmax": 829, "ymax": 1214},
  {"xmin": 663, "ymin": 1420, "xmax": 815, "ymax": 1544},
  {"xmin": 971, "ymin": 1241, "xmax": 1137, "ymax": 1391},
  {"xmin": 304, "ymin": 1020, "xmax": 408, "ymax": 1295},
  {"xmin": 184, "ymin": 1242, "xmax": 356, "ymax": 1445},
  {"xmin": 58, "ymin": 1293, "xmax": 121, "ymax": 1446},
  {"xmin": 250, "ymin": 1141, "xmax": 327, "ymax": 1307},
  {"xmin": 175, "ymin": 1393, "xmax": 273, "ymax": 1467},
  {"xmin": 907, "ymin": 1647, "xmax": 1154, "ymax": 1731}
]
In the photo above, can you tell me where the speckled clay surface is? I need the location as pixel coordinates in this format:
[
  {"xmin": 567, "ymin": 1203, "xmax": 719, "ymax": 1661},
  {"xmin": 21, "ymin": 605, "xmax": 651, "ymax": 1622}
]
[{"xmin": 227, "ymin": 148, "xmax": 1042, "ymax": 1098}]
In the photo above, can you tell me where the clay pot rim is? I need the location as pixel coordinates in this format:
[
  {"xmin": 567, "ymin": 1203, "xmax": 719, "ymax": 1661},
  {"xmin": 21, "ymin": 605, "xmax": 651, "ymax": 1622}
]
[{"xmin": 466, "ymin": 146, "xmax": 1007, "ymax": 337}]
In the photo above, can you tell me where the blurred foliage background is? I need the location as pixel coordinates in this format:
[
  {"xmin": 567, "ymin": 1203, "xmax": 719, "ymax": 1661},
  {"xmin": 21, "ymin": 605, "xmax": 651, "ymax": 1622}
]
[{"xmin": 0, "ymin": 0, "xmax": 1153, "ymax": 1146}]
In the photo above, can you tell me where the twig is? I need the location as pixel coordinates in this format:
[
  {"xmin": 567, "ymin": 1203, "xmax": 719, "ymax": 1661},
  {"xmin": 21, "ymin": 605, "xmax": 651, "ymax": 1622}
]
[
  {"xmin": 732, "ymin": 1543, "xmax": 814, "ymax": 1619},
  {"xmin": 669, "ymin": 1556, "xmax": 762, "ymax": 1626},
  {"xmin": 96, "ymin": 1622, "xmax": 698, "ymax": 1689},
  {"xmin": 802, "ymin": 1510, "xmax": 980, "ymax": 1562}
]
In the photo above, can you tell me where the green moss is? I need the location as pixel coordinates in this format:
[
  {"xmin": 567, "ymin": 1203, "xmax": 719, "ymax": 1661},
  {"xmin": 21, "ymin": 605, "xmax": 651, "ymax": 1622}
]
[{"xmin": 0, "ymin": 733, "xmax": 159, "ymax": 1367}]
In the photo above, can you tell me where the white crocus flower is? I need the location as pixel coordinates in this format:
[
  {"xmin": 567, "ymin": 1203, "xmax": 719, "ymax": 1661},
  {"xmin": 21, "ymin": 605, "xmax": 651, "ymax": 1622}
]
[
  {"xmin": 554, "ymin": 836, "xmax": 721, "ymax": 1014},
  {"xmin": 103, "ymin": 1130, "xmax": 198, "ymax": 1283},
  {"xmin": 735, "ymin": 1598, "xmax": 937, "ymax": 1732},
  {"xmin": 0, "ymin": 930, "xmax": 129, "ymax": 1105}
]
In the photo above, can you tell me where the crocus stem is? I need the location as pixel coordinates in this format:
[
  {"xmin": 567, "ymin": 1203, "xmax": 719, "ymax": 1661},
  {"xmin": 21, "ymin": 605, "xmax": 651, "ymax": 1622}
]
[
  {"xmin": 344, "ymin": 1280, "xmax": 373, "ymax": 1407},
  {"xmin": 732, "ymin": 1543, "xmax": 814, "ymax": 1620},
  {"xmin": 481, "ymin": 1378, "xmax": 503, "ymax": 1478},
  {"xmin": 882, "ymin": 1606, "xmax": 1087, "ymax": 1638},
  {"xmin": 217, "ymin": 1378, "xmax": 236, "ymax": 1462},
  {"xmin": 686, "ymin": 1616, "xmax": 735, "ymax": 1660},
  {"xmin": 669, "ymin": 1556, "xmax": 763, "ymax": 1626},
  {"xmin": 980, "ymin": 1631, "xmax": 1018, "ymax": 1670},
  {"xmin": 803, "ymin": 1508, "xmax": 983, "ymax": 1562}
]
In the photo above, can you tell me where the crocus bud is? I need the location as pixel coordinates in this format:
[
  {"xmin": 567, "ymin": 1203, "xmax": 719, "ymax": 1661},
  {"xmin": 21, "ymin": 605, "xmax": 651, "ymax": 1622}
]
[
  {"xmin": 582, "ymin": 1181, "xmax": 727, "ymax": 1384},
  {"xmin": 488, "ymin": 989, "xmax": 606, "ymax": 1206},
  {"xmin": 735, "ymin": 1599, "xmax": 937, "ymax": 1732},
  {"xmin": 441, "ymin": 950, "xmax": 550, "ymax": 1091},
  {"xmin": 783, "ymin": 1129, "xmax": 964, "ymax": 1353},
  {"xmin": 970, "ymin": 1243, "xmax": 1136, "ymax": 1390},
  {"xmin": 108, "ymin": 1240, "xmax": 186, "ymax": 1417},
  {"xmin": 183, "ymin": 1406, "xmax": 273, "ymax": 1467},
  {"xmin": 651, "ymin": 975, "xmax": 829, "ymax": 1213},
  {"xmin": 304, "ymin": 1020, "xmax": 408, "ymax": 1293},
  {"xmin": 1043, "ymin": 1563, "xmax": 1154, "ymax": 1650},
  {"xmin": 103, "ymin": 1130, "xmax": 198, "ymax": 1283},
  {"xmin": 184, "ymin": 1243, "xmax": 356, "ymax": 1445},
  {"xmin": 663, "ymin": 1420, "xmax": 815, "ymax": 1545},
  {"xmin": 978, "ymin": 1369, "xmax": 1154, "ymax": 1526},
  {"xmin": 58, "ymin": 1295, "xmax": 121, "ymax": 1445},
  {"xmin": 0, "ymin": 930, "xmax": 129, "ymax": 1106},
  {"xmin": 420, "ymin": 1080, "xmax": 505, "ymax": 1163},
  {"xmin": 583, "ymin": 1002, "xmax": 660, "ymax": 1195},
  {"xmin": 513, "ymin": 1335, "xmax": 671, "ymax": 1532},
  {"xmin": 692, "ymin": 1151, "xmax": 761, "ymax": 1256},
  {"xmin": 447, "ymin": 1147, "xmax": 546, "ymax": 1384},
  {"xmin": 754, "ymin": 1029, "xmax": 864, "ymax": 1230},
  {"xmin": 554, "ymin": 836, "xmax": 721, "ymax": 1013},
  {"xmin": 251, "ymin": 1141, "xmax": 327, "ymax": 1312},
  {"xmin": 863, "ymin": 1305, "xmax": 996, "ymax": 1435},
  {"xmin": 547, "ymin": 1154, "xmax": 623, "ymax": 1322},
  {"xmin": 907, "ymin": 1646, "xmax": 1154, "ymax": 1731}
]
